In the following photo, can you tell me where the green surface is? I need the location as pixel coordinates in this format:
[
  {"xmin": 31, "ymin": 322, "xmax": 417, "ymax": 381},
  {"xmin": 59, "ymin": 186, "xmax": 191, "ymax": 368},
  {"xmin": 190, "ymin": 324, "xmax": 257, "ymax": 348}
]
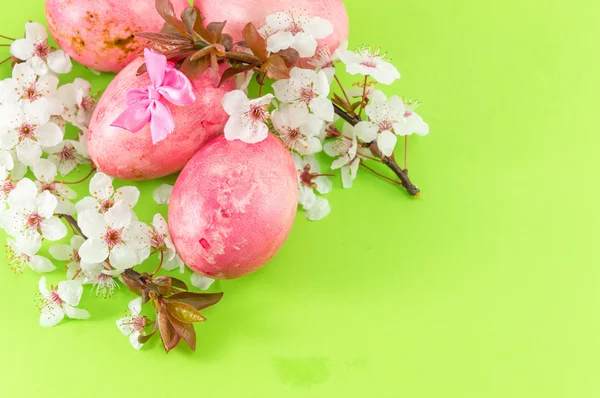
[{"xmin": 1, "ymin": 0, "xmax": 599, "ymax": 397}]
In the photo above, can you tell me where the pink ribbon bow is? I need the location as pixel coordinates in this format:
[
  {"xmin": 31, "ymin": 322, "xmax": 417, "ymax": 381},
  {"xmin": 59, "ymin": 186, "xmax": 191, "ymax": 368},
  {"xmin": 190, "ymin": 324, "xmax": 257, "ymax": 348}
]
[{"xmin": 111, "ymin": 48, "xmax": 196, "ymax": 144}]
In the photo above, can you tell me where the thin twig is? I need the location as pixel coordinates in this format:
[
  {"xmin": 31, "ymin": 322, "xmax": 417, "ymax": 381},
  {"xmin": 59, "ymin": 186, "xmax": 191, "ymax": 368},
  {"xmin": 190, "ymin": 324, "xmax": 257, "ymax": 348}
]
[
  {"xmin": 360, "ymin": 162, "xmax": 402, "ymax": 186},
  {"xmin": 333, "ymin": 103, "xmax": 420, "ymax": 196},
  {"xmin": 0, "ymin": 34, "xmax": 16, "ymax": 41},
  {"xmin": 0, "ymin": 56, "xmax": 12, "ymax": 65},
  {"xmin": 60, "ymin": 166, "xmax": 95, "ymax": 185},
  {"xmin": 150, "ymin": 251, "xmax": 164, "ymax": 277},
  {"xmin": 357, "ymin": 75, "xmax": 369, "ymax": 116},
  {"xmin": 334, "ymin": 74, "xmax": 354, "ymax": 112}
]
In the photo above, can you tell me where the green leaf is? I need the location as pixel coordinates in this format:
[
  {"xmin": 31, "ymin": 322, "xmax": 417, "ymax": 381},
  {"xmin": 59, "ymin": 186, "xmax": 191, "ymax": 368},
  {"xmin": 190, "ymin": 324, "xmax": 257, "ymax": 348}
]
[
  {"xmin": 168, "ymin": 291, "xmax": 224, "ymax": 310},
  {"xmin": 166, "ymin": 301, "xmax": 206, "ymax": 324}
]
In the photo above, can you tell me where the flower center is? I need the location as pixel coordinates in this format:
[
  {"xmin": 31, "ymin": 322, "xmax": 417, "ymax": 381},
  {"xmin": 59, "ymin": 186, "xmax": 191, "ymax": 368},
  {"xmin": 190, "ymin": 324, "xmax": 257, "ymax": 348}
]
[
  {"xmin": 59, "ymin": 146, "xmax": 76, "ymax": 162},
  {"xmin": 72, "ymin": 249, "xmax": 81, "ymax": 263},
  {"xmin": 379, "ymin": 120, "xmax": 394, "ymax": 131},
  {"xmin": 2, "ymin": 181, "xmax": 15, "ymax": 196},
  {"xmin": 95, "ymin": 273, "xmax": 118, "ymax": 298},
  {"xmin": 288, "ymin": 21, "xmax": 304, "ymax": 35},
  {"xmin": 150, "ymin": 230, "xmax": 165, "ymax": 248},
  {"xmin": 299, "ymin": 87, "xmax": 315, "ymax": 103},
  {"xmin": 23, "ymin": 85, "xmax": 41, "ymax": 102},
  {"xmin": 80, "ymin": 96, "xmax": 96, "ymax": 111},
  {"xmin": 18, "ymin": 123, "xmax": 36, "ymax": 140},
  {"xmin": 248, "ymin": 105, "xmax": 267, "ymax": 122},
  {"xmin": 104, "ymin": 228, "xmax": 122, "ymax": 248},
  {"xmin": 26, "ymin": 213, "xmax": 43, "ymax": 230},
  {"xmin": 100, "ymin": 198, "xmax": 115, "ymax": 213},
  {"xmin": 34, "ymin": 41, "xmax": 50, "ymax": 59},
  {"xmin": 40, "ymin": 182, "xmax": 57, "ymax": 195},
  {"xmin": 49, "ymin": 291, "xmax": 63, "ymax": 305}
]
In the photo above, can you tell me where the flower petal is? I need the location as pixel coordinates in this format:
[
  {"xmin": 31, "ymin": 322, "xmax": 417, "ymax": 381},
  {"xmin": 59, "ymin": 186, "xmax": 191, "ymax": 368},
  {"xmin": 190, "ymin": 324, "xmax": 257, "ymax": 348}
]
[
  {"xmin": 49, "ymin": 244, "xmax": 73, "ymax": 261},
  {"xmin": 89, "ymin": 172, "xmax": 114, "ymax": 200},
  {"xmin": 41, "ymin": 217, "xmax": 67, "ymax": 241},
  {"xmin": 191, "ymin": 273, "xmax": 215, "ymax": 290},
  {"xmin": 47, "ymin": 50, "xmax": 73, "ymax": 74},
  {"xmin": 153, "ymin": 184, "xmax": 173, "ymax": 205},
  {"xmin": 29, "ymin": 255, "xmax": 56, "ymax": 272},
  {"xmin": 221, "ymin": 90, "xmax": 249, "ymax": 116},
  {"xmin": 40, "ymin": 304, "xmax": 64, "ymax": 327},
  {"xmin": 57, "ymin": 280, "xmax": 83, "ymax": 306},
  {"xmin": 305, "ymin": 197, "xmax": 331, "ymax": 221},
  {"xmin": 36, "ymin": 191, "xmax": 58, "ymax": 218},
  {"xmin": 79, "ymin": 237, "xmax": 109, "ymax": 264},
  {"xmin": 377, "ymin": 130, "xmax": 397, "ymax": 156},
  {"xmin": 63, "ymin": 305, "xmax": 90, "ymax": 320},
  {"xmin": 78, "ymin": 209, "xmax": 106, "ymax": 238},
  {"xmin": 10, "ymin": 38, "xmax": 34, "ymax": 61}
]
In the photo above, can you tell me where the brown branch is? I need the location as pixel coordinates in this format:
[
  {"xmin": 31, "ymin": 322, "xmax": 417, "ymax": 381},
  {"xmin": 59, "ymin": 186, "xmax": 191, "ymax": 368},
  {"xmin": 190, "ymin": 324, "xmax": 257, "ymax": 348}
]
[{"xmin": 333, "ymin": 104, "xmax": 420, "ymax": 196}]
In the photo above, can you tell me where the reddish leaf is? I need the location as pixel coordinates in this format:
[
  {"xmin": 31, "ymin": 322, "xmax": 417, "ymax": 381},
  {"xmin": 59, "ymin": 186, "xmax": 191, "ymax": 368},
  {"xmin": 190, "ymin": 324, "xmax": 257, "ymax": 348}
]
[
  {"xmin": 167, "ymin": 312, "xmax": 197, "ymax": 350},
  {"xmin": 189, "ymin": 46, "xmax": 214, "ymax": 62},
  {"xmin": 136, "ymin": 63, "xmax": 148, "ymax": 76},
  {"xmin": 207, "ymin": 21, "xmax": 227, "ymax": 43},
  {"xmin": 166, "ymin": 301, "xmax": 206, "ymax": 323},
  {"xmin": 155, "ymin": 0, "xmax": 189, "ymax": 38},
  {"xmin": 242, "ymin": 23, "xmax": 268, "ymax": 61},
  {"xmin": 262, "ymin": 54, "xmax": 290, "ymax": 80},
  {"xmin": 223, "ymin": 51, "xmax": 261, "ymax": 65},
  {"xmin": 276, "ymin": 48, "xmax": 300, "ymax": 68},
  {"xmin": 220, "ymin": 33, "xmax": 234, "ymax": 51},
  {"xmin": 168, "ymin": 291, "xmax": 224, "ymax": 310},
  {"xmin": 154, "ymin": 276, "xmax": 172, "ymax": 296},
  {"xmin": 180, "ymin": 56, "xmax": 211, "ymax": 79},
  {"xmin": 135, "ymin": 32, "xmax": 190, "ymax": 47},
  {"xmin": 157, "ymin": 310, "xmax": 176, "ymax": 353},
  {"xmin": 181, "ymin": 6, "xmax": 215, "ymax": 43},
  {"xmin": 218, "ymin": 64, "xmax": 255, "ymax": 87},
  {"xmin": 170, "ymin": 277, "xmax": 189, "ymax": 292}
]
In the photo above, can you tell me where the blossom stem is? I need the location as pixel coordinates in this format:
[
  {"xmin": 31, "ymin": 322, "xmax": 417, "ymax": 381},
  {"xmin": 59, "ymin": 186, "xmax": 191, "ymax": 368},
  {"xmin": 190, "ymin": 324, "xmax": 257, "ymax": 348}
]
[
  {"xmin": 60, "ymin": 166, "xmax": 96, "ymax": 185},
  {"xmin": 0, "ymin": 56, "xmax": 11, "ymax": 65},
  {"xmin": 150, "ymin": 251, "xmax": 164, "ymax": 277},
  {"xmin": 59, "ymin": 214, "xmax": 84, "ymax": 236},
  {"xmin": 71, "ymin": 268, "xmax": 82, "ymax": 280},
  {"xmin": 0, "ymin": 44, "xmax": 11, "ymax": 47},
  {"xmin": 257, "ymin": 73, "xmax": 266, "ymax": 97},
  {"xmin": 359, "ymin": 161, "xmax": 402, "ymax": 186},
  {"xmin": 358, "ymin": 151, "xmax": 383, "ymax": 163},
  {"xmin": 0, "ymin": 34, "xmax": 15, "ymax": 41},
  {"xmin": 404, "ymin": 136, "xmax": 409, "ymax": 171},
  {"xmin": 333, "ymin": 103, "xmax": 420, "ymax": 196},
  {"xmin": 357, "ymin": 76, "xmax": 369, "ymax": 116},
  {"xmin": 334, "ymin": 74, "xmax": 354, "ymax": 112}
]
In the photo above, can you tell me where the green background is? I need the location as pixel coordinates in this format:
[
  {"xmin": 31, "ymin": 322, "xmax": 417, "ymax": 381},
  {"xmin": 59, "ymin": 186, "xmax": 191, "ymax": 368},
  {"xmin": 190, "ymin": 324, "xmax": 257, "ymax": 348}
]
[{"xmin": 1, "ymin": 0, "xmax": 598, "ymax": 397}]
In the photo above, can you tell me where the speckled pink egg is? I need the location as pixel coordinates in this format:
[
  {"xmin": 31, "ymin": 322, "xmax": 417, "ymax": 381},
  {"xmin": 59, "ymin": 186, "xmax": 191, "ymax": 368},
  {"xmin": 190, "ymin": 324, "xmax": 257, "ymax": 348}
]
[
  {"xmin": 87, "ymin": 58, "xmax": 235, "ymax": 180},
  {"xmin": 194, "ymin": 0, "xmax": 349, "ymax": 62},
  {"xmin": 168, "ymin": 134, "xmax": 298, "ymax": 279},
  {"xmin": 45, "ymin": 0, "xmax": 190, "ymax": 73}
]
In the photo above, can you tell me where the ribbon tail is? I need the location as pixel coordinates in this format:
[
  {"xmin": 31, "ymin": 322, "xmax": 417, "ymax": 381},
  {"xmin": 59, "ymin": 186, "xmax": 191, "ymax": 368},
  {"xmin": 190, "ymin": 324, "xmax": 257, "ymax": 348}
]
[
  {"xmin": 111, "ymin": 103, "xmax": 152, "ymax": 133},
  {"xmin": 149, "ymin": 101, "xmax": 175, "ymax": 145}
]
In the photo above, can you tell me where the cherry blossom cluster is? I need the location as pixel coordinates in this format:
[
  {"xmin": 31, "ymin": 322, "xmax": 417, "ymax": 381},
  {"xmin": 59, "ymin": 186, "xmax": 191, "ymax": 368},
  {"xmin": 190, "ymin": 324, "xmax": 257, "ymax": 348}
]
[
  {"xmin": 221, "ymin": 11, "xmax": 430, "ymax": 221},
  {"xmin": 0, "ymin": 22, "xmax": 214, "ymax": 349}
]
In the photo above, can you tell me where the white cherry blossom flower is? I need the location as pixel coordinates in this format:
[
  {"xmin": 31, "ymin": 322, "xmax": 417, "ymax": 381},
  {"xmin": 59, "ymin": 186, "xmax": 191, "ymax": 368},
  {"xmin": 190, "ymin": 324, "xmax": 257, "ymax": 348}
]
[
  {"xmin": 222, "ymin": 90, "xmax": 274, "ymax": 144},
  {"xmin": 191, "ymin": 273, "xmax": 215, "ymax": 290},
  {"xmin": 77, "ymin": 203, "xmax": 151, "ymax": 273},
  {"xmin": 10, "ymin": 22, "xmax": 72, "ymax": 76},
  {"xmin": 56, "ymin": 78, "xmax": 96, "ymax": 129},
  {"xmin": 272, "ymin": 67, "xmax": 334, "ymax": 124},
  {"xmin": 394, "ymin": 98, "xmax": 430, "ymax": 136},
  {"xmin": 145, "ymin": 214, "xmax": 183, "ymax": 272},
  {"xmin": 324, "ymin": 123, "xmax": 360, "ymax": 188},
  {"xmin": 0, "ymin": 104, "xmax": 63, "ymax": 166},
  {"xmin": 81, "ymin": 262, "xmax": 120, "ymax": 297},
  {"xmin": 37, "ymin": 277, "xmax": 89, "ymax": 327},
  {"xmin": 355, "ymin": 95, "xmax": 406, "ymax": 156},
  {"xmin": 153, "ymin": 184, "xmax": 173, "ymax": 205},
  {"xmin": 45, "ymin": 140, "xmax": 89, "ymax": 176},
  {"xmin": 272, "ymin": 105, "xmax": 323, "ymax": 155},
  {"xmin": 337, "ymin": 45, "xmax": 400, "ymax": 85},
  {"xmin": 75, "ymin": 172, "xmax": 139, "ymax": 215},
  {"xmin": 261, "ymin": 12, "xmax": 333, "ymax": 58},
  {"xmin": 116, "ymin": 298, "xmax": 146, "ymax": 350},
  {"xmin": 6, "ymin": 230, "xmax": 55, "ymax": 273},
  {"xmin": 1, "ymin": 63, "xmax": 61, "ymax": 114},
  {"xmin": 33, "ymin": 159, "xmax": 76, "ymax": 215},
  {"xmin": 310, "ymin": 41, "xmax": 346, "ymax": 83},
  {"xmin": 50, "ymin": 235, "xmax": 90, "ymax": 281},
  {"xmin": 2, "ymin": 178, "xmax": 67, "ymax": 241},
  {"xmin": 293, "ymin": 153, "xmax": 331, "ymax": 221}
]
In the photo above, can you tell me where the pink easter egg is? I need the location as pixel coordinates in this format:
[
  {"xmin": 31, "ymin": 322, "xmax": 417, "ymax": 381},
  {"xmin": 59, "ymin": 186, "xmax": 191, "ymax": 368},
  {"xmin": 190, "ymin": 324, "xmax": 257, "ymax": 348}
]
[{"xmin": 169, "ymin": 134, "xmax": 298, "ymax": 279}]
